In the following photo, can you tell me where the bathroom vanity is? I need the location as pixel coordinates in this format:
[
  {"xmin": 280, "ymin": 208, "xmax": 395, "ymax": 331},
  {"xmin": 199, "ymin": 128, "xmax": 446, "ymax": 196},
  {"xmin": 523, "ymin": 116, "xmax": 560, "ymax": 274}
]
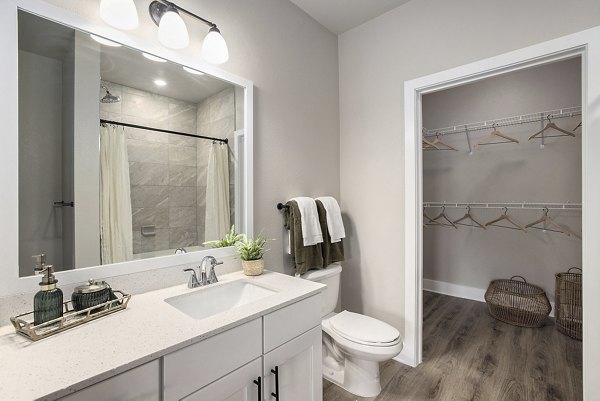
[{"xmin": 0, "ymin": 270, "xmax": 324, "ymax": 401}]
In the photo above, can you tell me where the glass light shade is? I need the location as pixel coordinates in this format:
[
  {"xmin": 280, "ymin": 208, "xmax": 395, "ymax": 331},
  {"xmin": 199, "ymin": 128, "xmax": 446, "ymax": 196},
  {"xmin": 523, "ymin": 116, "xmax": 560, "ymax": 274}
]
[
  {"xmin": 142, "ymin": 52, "xmax": 167, "ymax": 62},
  {"xmin": 201, "ymin": 27, "xmax": 229, "ymax": 64},
  {"xmin": 100, "ymin": 0, "xmax": 139, "ymax": 30},
  {"xmin": 90, "ymin": 34, "xmax": 121, "ymax": 47},
  {"xmin": 158, "ymin": 9, "xmax": 189, "ymax": 49}
]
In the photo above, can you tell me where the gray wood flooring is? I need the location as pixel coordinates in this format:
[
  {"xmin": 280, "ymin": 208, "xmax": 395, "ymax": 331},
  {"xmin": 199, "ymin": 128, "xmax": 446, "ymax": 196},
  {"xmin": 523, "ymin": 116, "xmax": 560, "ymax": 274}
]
[{"xmin": 323, "ymin": 292, "xmax": 582, "ymax": 401}]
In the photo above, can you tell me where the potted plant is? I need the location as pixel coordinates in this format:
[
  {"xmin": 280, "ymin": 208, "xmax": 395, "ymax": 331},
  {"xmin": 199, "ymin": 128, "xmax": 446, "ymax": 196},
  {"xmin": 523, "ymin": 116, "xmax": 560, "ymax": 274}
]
[
  {"xmin": 236, "ymin": 235, "xmax": 268, "ymax": 276},
  {"xmin": 203, "ymin": 225, "xmax": 244, "ymax": 248}
]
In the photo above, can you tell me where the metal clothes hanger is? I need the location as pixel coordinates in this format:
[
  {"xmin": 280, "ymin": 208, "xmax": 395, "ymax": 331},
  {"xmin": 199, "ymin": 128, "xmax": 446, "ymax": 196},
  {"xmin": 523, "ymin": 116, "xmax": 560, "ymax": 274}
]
[
  {"xmin": 423, "ymin": 210, "xmax": 442, "ymax": 226},
  {"xmin": 485, "ymin": 207, "xmax": 527, "ymax": 232},
  {"xmin": 525, "ymin": 207, "xmax": 572, "ymax": 236},
  {"xmin": 529, "ymin": 115, "xmax": 576, "ymax": 140},
  {"xmin": 452, "ymin": 206, "xmax": 486, "ymax": 229},
  {"xmin": 431, "ymin": 134, "xmax": 458, "ymax": 151},
  {"xmin": 475, "ymin": 123, "xmax": 519, "ymax": 148},
  {"xmin": 431, "ymin": 206, "xmax": 457, "ymax": 229}
]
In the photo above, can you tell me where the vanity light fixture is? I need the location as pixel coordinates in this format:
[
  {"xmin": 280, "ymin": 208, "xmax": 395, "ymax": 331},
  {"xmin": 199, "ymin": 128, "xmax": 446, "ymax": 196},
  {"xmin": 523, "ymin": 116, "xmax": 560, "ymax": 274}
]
[
  {"xmin": 100, "ymin": 0, "xmax": 139, "ymax": 30},
  {"xmin": 143, "ymin": 52, "xmax": 167, "ymax": 63},
  {"xmin": 90, "ymin": 34, "xmax": 122, "ymax": 47},
  {"xmin": 182, "ymin": 66, "xmax": 205, "ymax": 75},
  {"xmin": 153, "ymin": 79, "xmax": 167, "ymax": 86},
  {"xmin": 149, "ymin": 0, "xmax": 229, "ymax": 64}
]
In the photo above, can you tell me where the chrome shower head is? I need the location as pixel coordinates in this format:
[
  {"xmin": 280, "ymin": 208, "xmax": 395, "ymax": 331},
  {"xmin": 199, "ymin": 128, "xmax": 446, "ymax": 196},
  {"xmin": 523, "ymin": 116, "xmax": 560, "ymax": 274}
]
[{"xmin": 100, "ymin": 85, "xmax": 121, "ymax": 103}]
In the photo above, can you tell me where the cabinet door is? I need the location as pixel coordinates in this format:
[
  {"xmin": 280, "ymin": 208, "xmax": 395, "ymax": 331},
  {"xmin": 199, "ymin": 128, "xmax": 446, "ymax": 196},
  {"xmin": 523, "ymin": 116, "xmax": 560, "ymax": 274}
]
[
  {"xmin": 58, "ymin": 360, "xmax": 159, "ymax": 401},
  {"xmin": 263, "ymin": 326, "xmax": 322, "ymax": 401},
  {"xmin": 182, "ymin": 358, "xmax": 262, "ymax": 401}
]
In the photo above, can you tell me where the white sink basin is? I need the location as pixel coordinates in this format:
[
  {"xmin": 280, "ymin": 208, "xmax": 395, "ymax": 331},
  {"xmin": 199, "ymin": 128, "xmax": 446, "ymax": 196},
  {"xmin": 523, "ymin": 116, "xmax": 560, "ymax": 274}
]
[{"xmin": 165, "ymin": 280, "xmax": 277, "ymax": 320}]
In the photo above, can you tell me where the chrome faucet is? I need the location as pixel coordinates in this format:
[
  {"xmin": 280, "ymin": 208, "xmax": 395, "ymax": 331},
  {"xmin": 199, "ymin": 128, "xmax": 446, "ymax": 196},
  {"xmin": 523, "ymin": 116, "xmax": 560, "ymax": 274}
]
[{"xmin": 182, "ymin": 256, "xmax": 223, "ymax": 288}]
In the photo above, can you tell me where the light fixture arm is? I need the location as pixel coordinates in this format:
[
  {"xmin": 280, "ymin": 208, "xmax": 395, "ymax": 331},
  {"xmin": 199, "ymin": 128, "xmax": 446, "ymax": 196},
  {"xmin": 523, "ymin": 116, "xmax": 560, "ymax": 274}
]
[{"xmin": 149, "ymin": 0, "xmax": 218, "ymax": 30}]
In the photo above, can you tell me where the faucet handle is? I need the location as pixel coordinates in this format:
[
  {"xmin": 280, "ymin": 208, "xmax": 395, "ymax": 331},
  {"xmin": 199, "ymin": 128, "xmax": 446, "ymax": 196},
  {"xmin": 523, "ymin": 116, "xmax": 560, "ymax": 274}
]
[{"xmin": 183, "ymin": 268, "xmax": 199, "ymax": 288}]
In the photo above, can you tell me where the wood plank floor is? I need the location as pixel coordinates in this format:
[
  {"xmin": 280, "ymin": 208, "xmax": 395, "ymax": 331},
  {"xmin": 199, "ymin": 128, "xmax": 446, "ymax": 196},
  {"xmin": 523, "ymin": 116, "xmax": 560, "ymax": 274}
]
[{"xmin": 323, "ymin": 292, "xmax": 582, "ymax": 401}]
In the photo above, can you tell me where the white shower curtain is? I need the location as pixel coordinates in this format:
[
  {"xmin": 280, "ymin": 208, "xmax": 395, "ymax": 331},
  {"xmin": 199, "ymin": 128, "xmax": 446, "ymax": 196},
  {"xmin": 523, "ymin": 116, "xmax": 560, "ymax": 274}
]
[
  {"xmin": 100, "ymin": 125, "xmax": 133, "ymax": 264},
  {"xmin": 205, "ymin": 142, "xmax": 230, "ymax": 242}
]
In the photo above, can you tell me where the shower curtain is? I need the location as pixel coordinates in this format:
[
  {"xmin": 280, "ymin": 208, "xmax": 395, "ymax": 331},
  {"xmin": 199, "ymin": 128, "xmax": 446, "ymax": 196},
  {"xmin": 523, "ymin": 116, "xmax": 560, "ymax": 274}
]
[
  {"xmin": 100, "ymin": 125, "xmax": 133, "ymax": 264},
  {"xmin": 205, "ymin": 142, "xmax": 230, "ymax": 242}
]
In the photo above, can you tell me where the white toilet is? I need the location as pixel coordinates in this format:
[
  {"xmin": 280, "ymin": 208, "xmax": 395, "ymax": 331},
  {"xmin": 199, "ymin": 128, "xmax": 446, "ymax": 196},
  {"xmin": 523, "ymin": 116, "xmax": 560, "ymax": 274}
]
[{"xmin": 301, "ymin": 263, "xmax": 403, "ymax": 397}]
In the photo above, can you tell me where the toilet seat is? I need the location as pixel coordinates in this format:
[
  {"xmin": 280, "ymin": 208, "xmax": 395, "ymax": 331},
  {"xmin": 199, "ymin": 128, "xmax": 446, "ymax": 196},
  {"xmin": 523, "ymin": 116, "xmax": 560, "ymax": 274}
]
[{"xmin": 329, "ymin": 311, "xmax": 400, "ymax": 347}]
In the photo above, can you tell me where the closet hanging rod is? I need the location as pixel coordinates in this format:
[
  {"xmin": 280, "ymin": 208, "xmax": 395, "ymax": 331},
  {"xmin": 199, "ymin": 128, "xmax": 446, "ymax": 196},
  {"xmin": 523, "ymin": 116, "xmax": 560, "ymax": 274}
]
[
  {"xmin": 423, "ymin": 202, "xmax": 581, "ymax": 211},
  {"xmin": 99, "ymin": 119, "xmax": 228, "ymax": 144},
  {"xmin": 422, "ymin": 106, "xmax": 581, "ymax": 138}
]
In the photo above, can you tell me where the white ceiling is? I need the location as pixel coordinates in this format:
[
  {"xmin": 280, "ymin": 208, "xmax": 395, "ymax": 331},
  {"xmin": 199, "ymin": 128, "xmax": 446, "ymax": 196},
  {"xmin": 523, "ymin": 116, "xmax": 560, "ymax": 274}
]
[{"xmin": 289, "ymin": 0, "xmax": 411, "ymax": 35}]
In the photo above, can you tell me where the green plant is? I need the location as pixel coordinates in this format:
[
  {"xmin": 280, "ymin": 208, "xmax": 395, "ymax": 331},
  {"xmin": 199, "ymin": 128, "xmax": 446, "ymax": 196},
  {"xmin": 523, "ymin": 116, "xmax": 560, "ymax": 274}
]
[
  {"xmin": 203, "ymin": 225, "xmax": 244, "ymax": 248},
  {"xmin": 236, "ymin": 235, "xmax": 268, "ymax": 261}
]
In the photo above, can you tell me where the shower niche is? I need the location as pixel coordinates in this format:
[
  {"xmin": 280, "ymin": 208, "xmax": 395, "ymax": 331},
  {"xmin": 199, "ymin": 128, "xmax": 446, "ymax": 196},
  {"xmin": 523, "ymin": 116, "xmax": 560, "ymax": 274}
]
[{"xmin": 17, "ymin": 10, "xmax": 246, "ymax": 276}]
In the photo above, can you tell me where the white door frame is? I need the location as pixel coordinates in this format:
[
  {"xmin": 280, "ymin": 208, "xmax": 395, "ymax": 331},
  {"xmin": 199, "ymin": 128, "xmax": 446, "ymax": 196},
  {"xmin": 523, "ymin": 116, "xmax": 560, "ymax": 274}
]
[{"xmin": 402, "ymin": 26, "xmax": 600, "ymax": 399}]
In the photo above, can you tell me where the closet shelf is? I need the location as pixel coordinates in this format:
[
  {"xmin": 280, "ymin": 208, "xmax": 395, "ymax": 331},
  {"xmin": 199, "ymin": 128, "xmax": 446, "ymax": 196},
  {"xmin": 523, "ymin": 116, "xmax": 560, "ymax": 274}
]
[
  {"xmin": 423, "ymin": 202, "xmax": 581, "ymax": 211},
  {"xmin": 422, "ymin": 106, "xmax": 581, "ymax": 138}
]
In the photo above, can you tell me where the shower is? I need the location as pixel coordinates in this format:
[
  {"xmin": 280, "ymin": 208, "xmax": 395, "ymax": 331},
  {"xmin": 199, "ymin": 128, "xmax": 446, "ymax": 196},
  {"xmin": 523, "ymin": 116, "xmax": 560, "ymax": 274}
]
[{"xmin": 100, "ymin": 85, "xmax": 121, "ymax": 103}]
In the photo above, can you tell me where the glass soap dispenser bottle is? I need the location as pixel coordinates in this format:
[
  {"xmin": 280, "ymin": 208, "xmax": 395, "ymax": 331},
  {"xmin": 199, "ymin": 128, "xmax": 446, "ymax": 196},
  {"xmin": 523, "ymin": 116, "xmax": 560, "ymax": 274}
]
[{"xmin": 33, "ymin": 254, "xmax": 64, "ymax": 325}]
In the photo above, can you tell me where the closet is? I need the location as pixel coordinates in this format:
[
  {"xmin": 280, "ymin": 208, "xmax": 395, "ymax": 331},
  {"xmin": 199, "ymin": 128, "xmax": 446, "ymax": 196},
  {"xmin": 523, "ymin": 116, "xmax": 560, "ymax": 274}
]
[{"xmin": 421, "ymin": 57, "xmax": 582, "ymax": 305}]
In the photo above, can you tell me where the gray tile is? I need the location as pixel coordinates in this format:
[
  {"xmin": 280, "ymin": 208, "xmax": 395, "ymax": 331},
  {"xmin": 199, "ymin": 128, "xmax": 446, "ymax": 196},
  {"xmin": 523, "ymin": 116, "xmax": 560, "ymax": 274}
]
[
  {"xmin": 129, "ymin": 162, "xmax": 169, "ymax": 186},
  {"xmin": 169, "ymin": 165, "xmax": 197, "ymax": 187},
  {"xmin": 169, "ymin": 186, "xmax": 196, "ymax": 207},
  {"xmin": 197, "ymin": 101, "xmax": 211, "ymax": 125},
  {"xmin": 211, "ymin": 88, "xmax": 235, "ymax": 120},
  {"xmin": 131, "ymin": 186, "xmax": 169, "ymax": 208},
  {"xmin": 140, "ymin": 228, "xmax": 170, "ymax": 252},
  {"xmin": 121, "ymin": 90, "xmax": 169, "ymax": 121},
  {"xmin": 169, "ymin": 207, "xmax": 196, "ymax": 228},
  {"xmin": 169, "ymin": 145, "xmax": 197, "ymax": 166},
  {"xmin": 197, "ymin": 225, "xmax": 206, "ymax": 246},
  {"xmin": 169, "ymin": 134, "xmax": 197, "ymax": 147},
  {"xmin": 125, "ymin": 126, "xmax": 169, "ymax": 143},
  {"xmin": 132, "ymin": 207, "xmax": 169, "ymax": 229},
  {"xmin": 168, "ymin": 101, "xmax": 197, "ymax": 134},
  {"xmin": 132, "ymin": 230, "xmax": 142, "ymax": 254},
  {"xmin": 197, "ymin": 185, "xmax": 207, "ymax": 210},
  {"xmin": 127, "ymin": 140, "xmax": 169, "ymax": 163},
  {"xmin": 169, "ymin": 228, "xmax": 197, "ymax": 249}
]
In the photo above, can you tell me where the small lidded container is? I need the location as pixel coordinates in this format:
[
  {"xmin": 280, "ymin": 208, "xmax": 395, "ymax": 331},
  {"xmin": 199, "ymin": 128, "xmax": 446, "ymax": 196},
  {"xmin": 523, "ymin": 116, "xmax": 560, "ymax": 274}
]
[{"xmin": 71, "ymin": 279, "xmax": 111, "ymax": 312}]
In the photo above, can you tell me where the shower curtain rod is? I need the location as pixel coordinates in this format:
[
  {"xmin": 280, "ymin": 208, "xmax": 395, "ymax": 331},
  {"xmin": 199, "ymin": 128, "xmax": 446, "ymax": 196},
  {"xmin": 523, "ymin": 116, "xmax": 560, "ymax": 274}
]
[{"xmin": 100, "ymin": 119, "xmax": 228, "ymax": 144}]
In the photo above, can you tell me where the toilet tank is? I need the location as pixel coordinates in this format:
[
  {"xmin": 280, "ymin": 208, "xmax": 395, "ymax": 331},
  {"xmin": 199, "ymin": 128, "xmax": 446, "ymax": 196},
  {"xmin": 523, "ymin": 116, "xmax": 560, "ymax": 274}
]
[{"xmin": 300, "ymin": 264, "xmax": 342, "ymax": 317}]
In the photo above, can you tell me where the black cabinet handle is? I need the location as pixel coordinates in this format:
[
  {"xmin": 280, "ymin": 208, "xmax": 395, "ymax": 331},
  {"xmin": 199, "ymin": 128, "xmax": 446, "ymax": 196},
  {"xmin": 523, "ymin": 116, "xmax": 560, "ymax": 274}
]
[
  {"xmin": 253, "ymin": 376, "xmax": 261, "ymax": 400},
  {"xmin": 271, "ymin": 366, "xmax": 279, "ymax": 400}
]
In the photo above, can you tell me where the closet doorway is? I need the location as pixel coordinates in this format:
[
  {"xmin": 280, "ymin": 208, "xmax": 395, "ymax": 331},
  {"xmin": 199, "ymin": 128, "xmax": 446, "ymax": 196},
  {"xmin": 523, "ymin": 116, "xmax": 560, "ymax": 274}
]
[{"xmin": 402, "ymin": 26, "xmax": 600, "ymax": 400}]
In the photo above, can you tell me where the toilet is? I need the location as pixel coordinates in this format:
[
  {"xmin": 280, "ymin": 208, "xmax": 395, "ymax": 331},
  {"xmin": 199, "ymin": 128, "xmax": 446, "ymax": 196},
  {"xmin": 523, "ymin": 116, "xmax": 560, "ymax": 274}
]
[{"xmin": 301, "ymin": 263, "xmax": 403, "ymax": 397}]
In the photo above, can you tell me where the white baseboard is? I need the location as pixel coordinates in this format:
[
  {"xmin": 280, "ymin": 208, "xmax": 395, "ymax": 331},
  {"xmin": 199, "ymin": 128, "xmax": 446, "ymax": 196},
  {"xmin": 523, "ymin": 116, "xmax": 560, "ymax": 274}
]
[
  {"xmin": 423, "ymin": 278, "xmax": 486, "ymax": 302},
  {"xmin": 393, "ymin": 348, "xmax": 418, "ymax": 367},
  {"xmin": 423, "ymin": 278, "xmax": 555, "ymax": 317}
]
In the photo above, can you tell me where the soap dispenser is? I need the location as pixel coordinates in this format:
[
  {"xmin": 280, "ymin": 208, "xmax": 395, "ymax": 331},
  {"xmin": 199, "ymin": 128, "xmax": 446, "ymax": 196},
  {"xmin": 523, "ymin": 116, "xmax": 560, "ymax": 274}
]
[{"xmin": 33, "ymin": 254, "xmax": 64, "ymax": 325}]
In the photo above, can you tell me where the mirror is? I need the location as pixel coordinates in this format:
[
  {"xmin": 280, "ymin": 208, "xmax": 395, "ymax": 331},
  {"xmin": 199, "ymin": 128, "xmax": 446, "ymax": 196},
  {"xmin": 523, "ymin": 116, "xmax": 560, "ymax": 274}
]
[{"xmin": 18, "ymin": 10, "xmax": 246, "ymax": 277}]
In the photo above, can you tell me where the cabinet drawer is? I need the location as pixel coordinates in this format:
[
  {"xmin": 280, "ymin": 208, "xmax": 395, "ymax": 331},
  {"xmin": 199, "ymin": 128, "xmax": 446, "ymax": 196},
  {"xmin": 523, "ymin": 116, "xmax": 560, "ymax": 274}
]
[
  {"xmin": 58, "ymin": 360, "xmax": 159, "ymax": 401},
  {"xmin": 163, "ymin": 318, "xmax": 262, "ymax": 401},
  {"xmin": 263, "ymin": 294, "xmax": 321, "ymax": 353}
]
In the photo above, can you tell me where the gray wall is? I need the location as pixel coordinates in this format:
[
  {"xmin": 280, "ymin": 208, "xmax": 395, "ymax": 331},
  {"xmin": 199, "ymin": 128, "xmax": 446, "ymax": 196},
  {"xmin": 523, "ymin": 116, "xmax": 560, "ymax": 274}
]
[
  {"xmin": 422, "ymin": 58, "xmax": 582, "ymax": 301},
  {"xmin": 43, "ymin": 0, "xmax": 340, "ymax": 275},
  {"xmin": 338, "ymin": 0, "xmax": 600, "ymax": 336}
]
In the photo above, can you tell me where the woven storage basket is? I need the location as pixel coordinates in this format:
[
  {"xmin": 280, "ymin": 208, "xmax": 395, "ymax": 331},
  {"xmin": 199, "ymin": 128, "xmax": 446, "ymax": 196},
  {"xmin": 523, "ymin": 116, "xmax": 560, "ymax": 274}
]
[
  {"xmin": 484, "ymin": 275, "xmax": 551, "ymax": 328},
  {"xmin": 555, "ymin": 267, "xmax": 582, "ymax": 340}
]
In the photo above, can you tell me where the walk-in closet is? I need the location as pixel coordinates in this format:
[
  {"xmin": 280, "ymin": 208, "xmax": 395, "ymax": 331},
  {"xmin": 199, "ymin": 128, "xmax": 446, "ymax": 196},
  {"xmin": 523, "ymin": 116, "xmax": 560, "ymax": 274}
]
[{"xmin": 420, "ymin": 57, "xmax": 583, "ymax": 399}]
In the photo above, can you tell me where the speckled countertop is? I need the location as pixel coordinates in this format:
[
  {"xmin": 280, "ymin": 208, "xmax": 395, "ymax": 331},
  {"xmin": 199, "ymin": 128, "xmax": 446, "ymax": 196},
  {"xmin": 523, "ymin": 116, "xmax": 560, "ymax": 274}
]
[{"xmin": 0, "ymin": 270, "xmax": 324, "ymax": 401}]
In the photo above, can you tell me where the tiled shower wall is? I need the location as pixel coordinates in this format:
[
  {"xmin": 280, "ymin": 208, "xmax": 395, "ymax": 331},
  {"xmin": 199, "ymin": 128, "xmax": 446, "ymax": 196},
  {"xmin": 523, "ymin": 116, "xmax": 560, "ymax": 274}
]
[{"xmin": 100, "ymin": 81, "xmax": 235, "ymax": 254}]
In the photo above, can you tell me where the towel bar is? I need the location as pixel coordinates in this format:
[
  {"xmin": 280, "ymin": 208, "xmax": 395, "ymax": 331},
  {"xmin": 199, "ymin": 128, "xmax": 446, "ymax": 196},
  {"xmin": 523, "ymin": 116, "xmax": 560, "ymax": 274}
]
[{"xmin": 276, "ymin": 203, "xmax": 289, "ymax": 210}]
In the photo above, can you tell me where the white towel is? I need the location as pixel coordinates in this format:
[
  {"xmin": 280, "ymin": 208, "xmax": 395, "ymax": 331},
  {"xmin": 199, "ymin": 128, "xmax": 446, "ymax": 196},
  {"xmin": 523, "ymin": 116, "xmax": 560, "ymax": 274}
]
[
  {"xmin": 290, "ymin": 197, "xmax": 323, "ymax": 246},
  {"xmin": 316, "ymin": 196, "xmax": 345, "ymax": 243}
]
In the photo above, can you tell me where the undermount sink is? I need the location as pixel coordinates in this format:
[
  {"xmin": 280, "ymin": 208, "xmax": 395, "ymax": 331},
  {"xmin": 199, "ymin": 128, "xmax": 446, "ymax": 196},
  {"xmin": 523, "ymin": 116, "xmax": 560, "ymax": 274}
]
[{"xmin": 165, "ymin": 280, "xmax": 277, "ymax": 320}]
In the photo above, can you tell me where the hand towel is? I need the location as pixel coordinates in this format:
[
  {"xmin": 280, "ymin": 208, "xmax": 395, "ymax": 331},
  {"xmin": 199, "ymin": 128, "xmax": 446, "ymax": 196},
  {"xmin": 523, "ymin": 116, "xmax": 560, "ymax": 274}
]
[
  {"xmin": 290, "ymin": 197, "xmax": 323, "ymax": 246},
  {"xmin": 284, "ymin": 200, "xmax": 324, "ymax": 274},
  {"xmin": 316, "ymin": 196, "xmax": 345, "ymax": 243},
  {"xmin": 315, "ymin": 200, "xmax": 345, "ymax": 267}
]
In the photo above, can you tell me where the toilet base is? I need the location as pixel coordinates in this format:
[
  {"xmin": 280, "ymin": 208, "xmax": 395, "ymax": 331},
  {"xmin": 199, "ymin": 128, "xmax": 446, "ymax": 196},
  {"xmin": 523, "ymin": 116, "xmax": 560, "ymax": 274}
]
[{"xmin": 323, "ymin": 355, "xmax": 382, "ymax": 398}]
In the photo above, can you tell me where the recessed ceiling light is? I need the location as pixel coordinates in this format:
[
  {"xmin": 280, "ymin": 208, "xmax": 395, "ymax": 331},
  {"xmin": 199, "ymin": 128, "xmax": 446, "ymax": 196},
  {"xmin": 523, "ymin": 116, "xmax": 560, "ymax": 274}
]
[
  {"xmin": 154, "ymin": 79, "xmax": 167, "ymax": 86},
  {"xmin": 90, "ymin": 34, "xmax": 121, "ymax": 47},
  {"xmin": 142, "ymin": 52, "xmax": 167, "ymax": 62},
  {"xmin": 182, "ymin": 66, "xmax": 204, "ymax": 75}
]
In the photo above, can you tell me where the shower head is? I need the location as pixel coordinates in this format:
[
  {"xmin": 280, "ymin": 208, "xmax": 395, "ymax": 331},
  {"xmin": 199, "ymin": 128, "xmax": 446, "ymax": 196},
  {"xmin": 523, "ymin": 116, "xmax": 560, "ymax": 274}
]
[{"xmin": 100, "ymin": 85, "xmax": 121, "ymax": 103}]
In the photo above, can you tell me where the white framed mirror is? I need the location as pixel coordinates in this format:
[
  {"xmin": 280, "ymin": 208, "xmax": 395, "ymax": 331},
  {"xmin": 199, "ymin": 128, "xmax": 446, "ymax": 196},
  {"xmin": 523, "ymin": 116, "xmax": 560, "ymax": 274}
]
[{"xmin": 0, "ymin": 0, "xmax": 253, "ymax": 296}]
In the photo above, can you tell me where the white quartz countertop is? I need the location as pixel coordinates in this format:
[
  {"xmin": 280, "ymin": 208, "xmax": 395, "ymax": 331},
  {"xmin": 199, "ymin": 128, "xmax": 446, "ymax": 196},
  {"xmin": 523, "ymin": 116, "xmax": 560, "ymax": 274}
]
[{"xmin": 0, "ymin": 270, "xmax": 324, "ymax": 401}]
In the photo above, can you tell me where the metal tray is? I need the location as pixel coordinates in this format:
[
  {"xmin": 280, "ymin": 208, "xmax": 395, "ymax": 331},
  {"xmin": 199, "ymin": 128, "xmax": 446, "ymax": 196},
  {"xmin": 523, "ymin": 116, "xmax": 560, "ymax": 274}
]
[{"xmin": 10, "ymin": 290, "xmax": 131, "ymax": 341}]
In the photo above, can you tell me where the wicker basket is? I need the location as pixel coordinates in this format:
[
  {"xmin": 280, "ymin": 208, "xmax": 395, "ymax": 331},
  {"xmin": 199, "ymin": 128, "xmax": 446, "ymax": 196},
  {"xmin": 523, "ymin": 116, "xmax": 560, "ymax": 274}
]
[
  {"xmin": 555, "ymin": 267, "xmax": 582, "ymax": 340},
  {"xmin": 484, "ymin": 275, "xmax": 551, "ymax": 328}
]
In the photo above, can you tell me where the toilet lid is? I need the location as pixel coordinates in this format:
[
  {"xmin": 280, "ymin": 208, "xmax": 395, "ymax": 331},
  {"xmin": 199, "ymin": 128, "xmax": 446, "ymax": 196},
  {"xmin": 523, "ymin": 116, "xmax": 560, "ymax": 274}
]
[{"xmin": 329, "ymin": 311, "xmax": 400, "ymax": 345}]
